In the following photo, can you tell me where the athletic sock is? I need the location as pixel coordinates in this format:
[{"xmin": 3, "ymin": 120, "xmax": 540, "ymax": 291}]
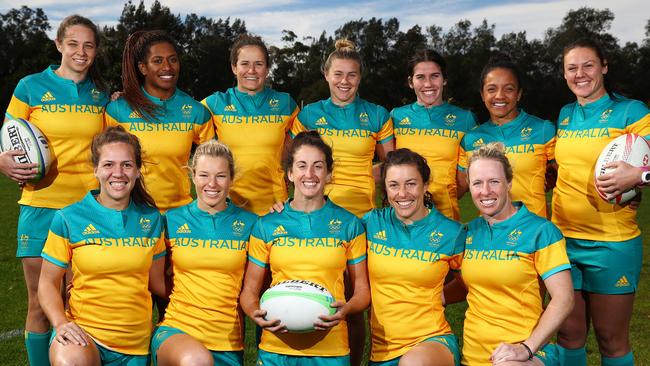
[
  {"xmin": 25, "ymin": 330, "xmax": 51, "ymax": 366},
  {"xmin": 558, "ymin": 344, "xmax": 587, "ymax": 366},
  {"xmin": 602, "ymin": 352, "xmax": 634, "ymax": 366}
]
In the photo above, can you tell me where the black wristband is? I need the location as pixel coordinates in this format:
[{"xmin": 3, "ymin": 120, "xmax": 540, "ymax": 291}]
[{"xmin": 520, "ymin": 342, "xmax": 534, "ymax": 361}]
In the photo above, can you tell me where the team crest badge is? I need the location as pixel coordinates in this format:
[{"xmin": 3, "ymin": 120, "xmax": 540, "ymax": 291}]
[
  {"xmin": 139, "ymin": 217, "xmax": 152, "ymax": 232},
  {"xmin": 269, "ymin": 98, "xmax": 280, "ymax": 109},
  {"xmin": 444, "ymin": 114, "xmax": 457, "ymax": 126},
  {"xmin": 232, "ymin": 220, "xmax": 246, "ymax": 235},
  {"xmin": 181, "ymin": 104, "xmax": 193, "ymax": 117},
  {"xmin": 90, "ymin": 88, "xmax": 102, "ymax": 102},
  {"xmin": 359, "ymin": 112, "xmax": 369, "ymax": 124},
  {"xmin": 429, "ymin": 231, "xmax": 444, "ymax": 246},
  {"xmin": 507, "ymin": 228, "xmax": 522, "ymax": 246},
  {"xmin": 328, "ymin": 218, "xmax": 342, "ymax": 234},
  {"xmin": 466, "ymin": 235, "xmax": 473, "ymax": 245},
  {"xmin": 520, "ymin": 127, "xmax": 533, "ymax": 140},
  {"xmin": 599, "ymin": 109, "xmax": 613, "ymax": 123}
]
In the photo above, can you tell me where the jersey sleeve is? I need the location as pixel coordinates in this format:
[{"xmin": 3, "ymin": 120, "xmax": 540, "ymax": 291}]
[
  {"xmin": 346, "ymin": 217, "xmax": 367, "ymax": 265},
  {"xmin": 5, "ymin": 79, "xmax": 31, "ymax": 120},
  {"xmin": 290, "ymin": 112, "xmax": 308, "ymax": 138},
  {"xmin": 448, "ymin": 224, "xmax": 467, "ymax": 270},
  {"xmin": 193, "ymin": 103, "xmax": 216, "ymax": 144},
  {"xmin": 152, "ymin": 215, "xmax": 167, "ymax": 260},
  {"xmin": 41, "ymin": 212, "xmax": 72, "ymax": 268},
  {"xmin": 200, "ymin": 94, "xmax": 215, "ymax": 115},
  {"xmin": 458, "ymin": 135, "xmax": 469, "ymax": 171},
  {"xmin": 376, "ymin": 107, "xmax": 394, "ymax": 144},
  {"xmin": 286, "ymin": 98, "xmax": 299, "ymax": 133},
  {"xmin": 248, "ymin": 218, "xmax": 270, "ymax": 268},
  {"xmin": 534, "ymin": 221, "xmax": 571, "ymax": 280},
  {"xmin": 104, "ymin": 101, "xmax": 120, "ymax": 127},
  {"xmin": 623, "ymin": 100, "xmax": 650, "ymax": 139},
  {"xmin": 542, "ymin": 120, "xmax": 557, "ymax": 162}
]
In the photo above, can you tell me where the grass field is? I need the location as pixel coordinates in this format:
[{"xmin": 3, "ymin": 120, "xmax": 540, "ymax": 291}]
[{"xmin": 0, "ymin": 177, "xmax": 648, "ymax": 365}]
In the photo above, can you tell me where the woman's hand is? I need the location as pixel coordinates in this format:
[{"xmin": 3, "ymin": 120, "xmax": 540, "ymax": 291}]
[
  {"xmin": 596, "ymin": 161, "xmax": 643, "ymax": 199},
  {"xmin": 490, "ymin": 342, "xmax": 533, "ymax": 364},
  {"xmin": 54, "ymin": 321, "xmax": 90, "ymax": 347},
  {"xmin": 0, "ymin": 150, "xmax": 37, "ymax": 183},
  {"xmin": 314, "ymin": 300, "xmax": 347, "ymax": 330},
  {"xmin": 251, "ymin": 309, "xmax": 287, "ymax": 333},
  {"xmin": 269, "ymin": 201, "xmax": 285, "ymax": 214}
]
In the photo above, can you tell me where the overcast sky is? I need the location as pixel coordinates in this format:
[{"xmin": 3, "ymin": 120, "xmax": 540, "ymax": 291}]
[{"xmin": 1, "ymin": 0, "xmax": 647, "ymax": 46}]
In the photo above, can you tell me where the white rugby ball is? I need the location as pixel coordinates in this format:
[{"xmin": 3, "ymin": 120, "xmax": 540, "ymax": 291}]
[
  {"xmin": 0, "ymin": 118, "xmax": 52, "ymax": 182},
  {"xmin": 260, "ymin": 280, "xmax": 335, "ymax": 333},
  {"xmin": 594, "ymin": 133, "xmax": 650, "ymax": 204}
]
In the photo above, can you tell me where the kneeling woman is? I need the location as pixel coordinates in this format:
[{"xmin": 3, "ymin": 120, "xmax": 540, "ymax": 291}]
[
  {"xmin": 461, "ymin": 142, "xmax": 573, "ymax": 366},
  {"xmin": 240, "ymin": 130, "xmax": 370, "ymax": 365},
  {"xmin": 151, "ymin": 140, "xmax": 257, "ymax": 366},
  {"xmin": 38, "ymin": 126, "xmax": 166, "ymax": 365},
  {"xmin": 364, "ymin": 148, "xmax": 466, "ymax": 366}
]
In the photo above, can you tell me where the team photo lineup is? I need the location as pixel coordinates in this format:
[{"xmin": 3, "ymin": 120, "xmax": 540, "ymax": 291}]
[{"xmin": 1, "ymin": 8, "xmax": 649, "ymax": 366}]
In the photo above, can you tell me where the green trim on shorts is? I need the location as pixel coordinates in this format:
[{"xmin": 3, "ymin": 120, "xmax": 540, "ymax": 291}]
[
  {"xmin": 369, "ymin": 334, "xmax": 460, "ymax": 366},
  {"xmin": 50, "ymin": 330, "xmax": 149, "ymax": 365},
  {"xmin": 151, "ymin": 325, "xmax": 242, "ymax": 366},
  {"xmin": 566, "ymin": 236, "xmax": 642, "ymax": 294},
  {"xmin": 16, "ymin": 205, "xmax": 57, "ymax": 257},
  {"xmin": 257, "ymin": 349, "xmax": 350, "ymax": 366}
]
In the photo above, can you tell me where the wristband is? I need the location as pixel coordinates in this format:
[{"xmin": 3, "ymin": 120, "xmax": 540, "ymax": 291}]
[
  {"xmin": 641, "ymin": 166, "xmax": 650, "ymax": 186},
  {"xmin": 519, "ymin": 342, "xmax": 534, "ymax": 361}
]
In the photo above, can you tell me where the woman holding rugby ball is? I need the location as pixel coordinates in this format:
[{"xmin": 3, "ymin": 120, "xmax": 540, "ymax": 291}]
[
  {"xmin": 240, "ymin": 130, "xmax": 370, "ymax": 366},
  {"xmin": 202, "ymin": 34, "xmax": 298, "ymax": 216},
  {"xmin": 553, "ymin": 38, "xmax": 650, "ymax": 366},
  {"xmin": 0, "ymin": 15, "xmax": 109, "ymax": 365},
  {"xmin": 460, "ymin": 142, "xmax": 573, "ymax": 366},
  {"xmin": 363, "ymin": 148, "xmax": 465, "ymax": 366},
  {"xmin": 151, "ymin": 140, "xmax": 257, "ymax": 366},
  {"xmin": 38, "ymin": 126, "xmax": 166, "ymax": 365}
]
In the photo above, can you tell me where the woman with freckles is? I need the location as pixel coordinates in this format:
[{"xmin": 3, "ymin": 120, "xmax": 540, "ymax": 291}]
[
  {"xmin": 151, "ymin": 140, "xmax": 257, "ymax": 366},
  {"xmin": 391, "ymin": 49, "xmax": 476, "ymax": 220},
  {"xmin": 458, "ymin": 57, "xmax": 556, "ymax": 218},
  {"xmin": 362, "ymin": 148, "xmax": 465, "ymax": 366},
  {"xmin": 553, "ymin": 38, "xmax": 650, "ymax": 366},
  {"xmin": 458, "ymin": 142, "xmax": 573, "ymax": 366}
]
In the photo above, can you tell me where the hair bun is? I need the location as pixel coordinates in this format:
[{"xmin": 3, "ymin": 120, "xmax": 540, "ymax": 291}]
[{"xmin": 334, "ymin": 39, "xmax": 356, "ymax": 52}]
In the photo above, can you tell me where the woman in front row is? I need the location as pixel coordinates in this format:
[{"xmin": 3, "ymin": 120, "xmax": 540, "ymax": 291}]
[
  {"xmin": 151, "ymin": 140, "xmax": 257, "ymax": 366},
  {"xmin": 240, "ymin": 130, "xmax": 370, "ymax": 365},
  {"xmin": 364, "ymin": 148, "xmax": 465, "ymax": 366},
  {"xmin": 459, "ymin": 142, "xmax": 573, "ymax": 366},
  {"xmin": 38, "ymin": 126, "xmax": 166, "ymax": 365}
]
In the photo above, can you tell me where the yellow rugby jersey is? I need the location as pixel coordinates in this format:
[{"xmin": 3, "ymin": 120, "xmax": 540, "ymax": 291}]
[
  {"xmin": 105, "ymin": 88, "xmax": 214, "ymax": 211},
  {"xmin": 461, "ymin": 203, "xmax": 570, "ymax": 366},
  {"xmin": 363, "ymin": 207, "xmax": 465, "ymax": 362},
  {"xmin": 41, "ymin": 191, "xmax": 166, "ymax": 355},
  {"xmin": 202, "ymin": 87, "xmax": 298, "ymax": 215},
  {"xmin": 160, "ymin": 200, "xmax": 257, "ymax": 351},
  {"xmin": 391, "ymin": 102, "xmax": 476, "ymax": 220},
  {"xmin": 248, "ymin": 199, "xmax": 367, "ymax": 356},
  {"xmin": 5, "ymin": 66, "xmax": 107, "ymax": 208},
  {"xmin": 459, "ymin": 110, "xmax": 555, "ymax": 218},
  {"xmin": 552, "ymin": 94, "xmax": 650, "ymax": 241},
  {"xmin": 291, "ymin": 97, "xmax": 394, "ymax": 217}
]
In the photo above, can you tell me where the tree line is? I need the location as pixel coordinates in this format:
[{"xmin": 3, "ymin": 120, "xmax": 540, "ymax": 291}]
[{"xmin": 1, "ymin": 1, "xmax": 649, "ymax": 123}]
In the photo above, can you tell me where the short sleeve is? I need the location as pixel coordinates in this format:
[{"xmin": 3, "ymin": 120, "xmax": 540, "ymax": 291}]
[
  {"xmin": 248, "ymin": 218, "xmax": 270, "ymax": 268},
  {"xmin": 448, "ymin": 225, "xmax": 467, "ymax": 270},
  {"xmin": 534, "ymin": 222, "xmax": 571, "ymax": 280},
  {"xmin": 41, "ymin": 212, "xmax": 72, "ymax": 268},
  {"xmin": 377, "ymin": 108, "xmax": 394, "ymax": 144},
  {"xmin": 623, "ymin": 100, "xmax": 650, "ymax": 139},
  {"xmin": 345, "ymin": 218, "xmax": 367, "ymax": 265},
  {"xmin": 5, "ymin": 79, "xmax": 31, "ymax": 120},
  {"xmin": 194, "ymin": 103, "xmax": 216, "ymax": 144},
  {"xmin": 104, "ymin": 101, "xmax": 120, "ymax": 127},
  {"xmin": 290, "ymin": 113, "xmax": 308, "ymax": 138},
  {"xmin": 458, "ymin": 136, "xmax": 469, "ymax": 171},
  {"xmin": 286, "ymin": 101, "xmax": 299, "ymax": 133}
]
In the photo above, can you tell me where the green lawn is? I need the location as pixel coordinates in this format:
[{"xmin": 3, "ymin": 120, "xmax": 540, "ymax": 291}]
[{"xmin": 0, "ymin": 177, "xmax": 648, "ymax": 365}]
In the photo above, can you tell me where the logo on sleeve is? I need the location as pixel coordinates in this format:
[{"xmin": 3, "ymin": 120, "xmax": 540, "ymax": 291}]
[
  {"xmin": 507, "ymin": 228, "xmax": 522, "ymax": 246},
  {"xmin": 615, "ymin": 275, "xmax": 630, "ymax": 288},
  {"xmin": 82, "ymin": 224, "xmax": 100, "ymax": 235},
  {"xmin": 176, "ymin": 223, "xmax": 191, "ymax": 234},
  {"xmin": 444, "ymin": 114, "xmax": 457, "ymax": 126},
  {"xmin": 315, "ymin": 116, "xmax": 328, "ymax": 126},
  {"xmin": 399, "ymin": 117, "xmax": 411, "ymax": 126},
  {"xmin": 41, "ymin": 91, "xmax": 56, "ymax": 102},
  {"xmin": 224, "ymin": 104, "xmax": 237, "ymax": 112},
  {"xmin": 373, "ymin": 230, "xmax": 387, "ymax": 241},
  {"xmin": 272, "ymin": 225, "xmax": 287, "ymax": 236}
]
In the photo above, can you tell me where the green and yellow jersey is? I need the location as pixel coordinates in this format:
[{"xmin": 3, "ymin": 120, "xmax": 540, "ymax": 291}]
[
  {"xmin": 248, "ymin": 199, "xmax": 367, "ymax": 357},
  {"xmin": 461, "ymin": 203, "xmax": 570, "ymax": 366},
  {"xmin": 41, "ymin": 191, "xmax": 165, "ymax": 355},
  {"xmin": 459, "ymin": 110, "xmax": 555, "ymax": 218},
  {"xmin": 552, "ymin": 94, "xmax": 650, "ymax": 241},
  {"xmin": 202, "ymin": 87, "xmax": 298, "ymax": 215},
  {"xmin": 363, "ymin": 207, "xmax": 465, "ymax": 362},
  {"xmin": 391, "ymin": 102, "xmax": 476, "ymax": 220},
  {"xmin": 105, "ymin": 89, "xmax": 214, "ymax": 211},
  {"xmin": 5, "ymin": 65, "xmax": 107, "ymax": 208},
  {"xmin": 161, "ymin": 200, "xmax": 257, "ymax": 351},
  {"xmin": 290, "ymin": 97, "xmax": 394, "ymax": 217}
]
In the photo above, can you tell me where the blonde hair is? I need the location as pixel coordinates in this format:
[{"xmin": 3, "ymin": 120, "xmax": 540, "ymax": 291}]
[
  {"xmin": 467, "ymin": 142, "xmax": 513, "ymax": 183},
  {"xmin": 322, "ymin": 38, "xmax": 363, "ymax": 74},
  {"xmin": 189, "ymin": 140, "xmax": 235, "ymax": 178}
]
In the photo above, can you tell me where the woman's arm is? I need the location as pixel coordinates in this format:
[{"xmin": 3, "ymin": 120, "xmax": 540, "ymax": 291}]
[
  {"xmin": 38, "ymin": 261, "xmax": 90, "ymax": 347},
  {"xmin": 490, "ymin": 270, "xmax": 574, "ymax": 364},
  {"xmin": 239, "ymin": 261, "xmax": 286, "ymax": 333},
  {"xmin": 315, "ymin": 261, "xmax": 370, "ymax": 330},
  {"xmin": 373, "ymin": 140, "xmax": 395, "ymax": 182},
  {"xmin": 148, "ymin": 257, "xmax": 168, "ymax": 299}
]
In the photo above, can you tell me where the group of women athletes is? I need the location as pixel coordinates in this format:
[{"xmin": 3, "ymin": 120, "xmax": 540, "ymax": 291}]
[{"xmin": 0, "ymin": 12, "xmax": 648, "ymax": 366}]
